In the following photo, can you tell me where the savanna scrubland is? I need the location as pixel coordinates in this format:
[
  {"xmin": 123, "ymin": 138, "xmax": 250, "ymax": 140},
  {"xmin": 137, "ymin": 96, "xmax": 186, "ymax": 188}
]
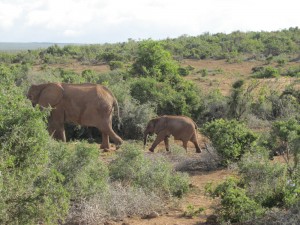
[{"xmin": 1, "ymin": 27, "xmax": 300, "ymax": 224}]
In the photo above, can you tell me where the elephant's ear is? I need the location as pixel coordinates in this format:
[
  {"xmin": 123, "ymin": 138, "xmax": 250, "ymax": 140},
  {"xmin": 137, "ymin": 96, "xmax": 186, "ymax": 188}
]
[
  {"xmin": 38, "ymin": 83, "xmax": 64, "ymax": 108},
  {"xmin": 154, "ymin": 116, "xmax": 167, "ymax": 133}
]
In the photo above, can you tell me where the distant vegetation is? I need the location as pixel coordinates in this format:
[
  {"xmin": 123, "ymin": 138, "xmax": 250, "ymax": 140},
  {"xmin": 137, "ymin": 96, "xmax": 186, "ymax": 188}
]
[
  {"xmin": 1, "ymin": 27, "xmax": 300, "ymax": 64},
  {"xmin": 1, "ymin": 27, "xmax": 300, "ymax": 224}
]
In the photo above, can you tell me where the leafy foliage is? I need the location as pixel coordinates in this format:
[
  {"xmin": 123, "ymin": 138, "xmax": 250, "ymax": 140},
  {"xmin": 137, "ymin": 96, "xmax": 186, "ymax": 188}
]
[
  {"xmin": 239, "ymin": 151, "xmax": 299, "ymax": 208},
  {"xmin": 0, "ymin": 81, "xmax": 69, "ymax": 224},
  {"xmin": 130, "ymin": 76, "xmax": 202, "ymax": 118},
  {"xmin": 131, "ymin": 40, "xmax": 179, "ymax": 79},
  {"xmin": 49, "ymin": 141, "xmax": 109, "ymax": 200},
  {"xmin": 252, "ymin": 66, "xmax": 280, "ymax": 78},
  {"xmin": 209, "ymin": 177, "xmax": 265, "ymax": 223},
  {"xmin": 270, "ymin": 119, "xmax": 300, "ymax": 183},
  {"xmin": 202, "ymin": 119, "xmax": 258, "ymax": 165}
]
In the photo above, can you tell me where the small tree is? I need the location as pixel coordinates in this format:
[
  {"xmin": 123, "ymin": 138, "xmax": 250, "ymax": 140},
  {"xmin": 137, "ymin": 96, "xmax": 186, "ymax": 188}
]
[
  {"xmin": 131, "ymin": 40, "xmax": 178, "ymax": 80},
  {"xmin": 228, "ymin": 80, "xmax": 258, "ymax": 120},
  {"xmin": 271, "ymin": 119, "xmax": 300, "ymax": 177}
]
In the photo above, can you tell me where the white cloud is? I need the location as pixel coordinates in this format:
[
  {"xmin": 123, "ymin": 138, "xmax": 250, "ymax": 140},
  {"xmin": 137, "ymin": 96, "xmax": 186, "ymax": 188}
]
[
  {"xmin": 63, "ymin": 29, "xmax": 81, "ymax": 37},
  {"xmin": 0, "ymin": 0, "xmax": 299, "ymax": 43},
  {"xmin": 0, "ymin": 2, "xmax": 22, "ymax": 29}
]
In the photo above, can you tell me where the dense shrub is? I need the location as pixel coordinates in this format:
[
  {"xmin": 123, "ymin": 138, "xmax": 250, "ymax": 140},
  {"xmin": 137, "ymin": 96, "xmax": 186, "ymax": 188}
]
[
  {"xmin": 178, "ymin": 66, "xmax": 191, "ymax": 76},
  {"xmin": 109, "ymin": 81, "xmax": 157, "ymax": 139},
  {"xmin": 198, "ymin": 89, "xmax": 228, "ymax": 124},
  {"xmin": 209, "ymin": 177, "xmax": 265, "ymax": 223},
  {"xmin": 109, "ymin": 60, "xmax": 124, "ymax": 70},
  {"xmin": 130, "ymin": 76, "xmax": 202, "ymax": 118},
  {"xmin": 202, "ymin": 119, "xmax": 258, "ymax": 165},
  {"xmin": 0, "ymin": 81, "xmax": 69, "ymax": 224},
  {"xmin": 109, "ymin": 143, "xmax": 190, "ymax": 198},
  {"xmin": 252, "ymin": 88, "xmax": 300, "ymax": 120},
  {"xmin": 207, "ymin": 147, "xmax": 300, "ymax": 223},
  {"xmin": 131, "ymin": 40, "xmax": 179, "ymax": 80},
  {"xmin": 252, "ymin": 66, "xmax": 280, "ymax": 78},
  {"xmin": 49, "ymin": 141, "xmax": 109, "ymax": 200},
  {"xmin": 59, "ymin": 68, "xmax": 85, "ymax": 83},
  {"xmin": 285, "ymin": 65, "xmax": 300, "ymax": 77},
  {"xmin": 81, "ymin": 69, "xmax": 100, "ymax": 83},
  {"xmin": 240, "ymin": 150, "xmax": 300, "ymax": 207}
]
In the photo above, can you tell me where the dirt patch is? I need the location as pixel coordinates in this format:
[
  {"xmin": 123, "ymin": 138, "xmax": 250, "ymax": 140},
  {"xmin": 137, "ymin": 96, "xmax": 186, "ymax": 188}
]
[
  {"xmin": 107, "ymin": 168, "xmax": 232, "ymax": 225},
  {"xmin": 33, "ymin": 61, "xmax": 110, "ymax": 74},
  {"xmin": 182, "ymin": 59, "xmax": 299, "ymax": 96},
  {"xmin": 103, "ymin": 135, "xmax": 233, "ymax": 225}
]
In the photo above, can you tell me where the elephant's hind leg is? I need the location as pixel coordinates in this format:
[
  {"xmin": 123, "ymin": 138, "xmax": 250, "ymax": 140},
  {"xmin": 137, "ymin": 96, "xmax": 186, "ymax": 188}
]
[
  {"xmin": 100, "ymin": 133, "xmax": 110, "ymax": 150},
  {"xmin": 98, "ymin": 123, "xmax": 123, "ymax": 150},
  {"xmin": 182, "ymin": 140, "xmax": 188, "ymax": 153},
  {"xmin": 191, "ymin": 134, "xmax": 202, "ymax": 153},
  {"xmin": 164, "ymin": 137, "xmax": 170, "ymax": 151}
]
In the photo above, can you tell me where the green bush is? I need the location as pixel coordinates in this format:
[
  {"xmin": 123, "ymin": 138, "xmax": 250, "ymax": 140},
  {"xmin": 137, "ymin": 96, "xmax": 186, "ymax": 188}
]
[
  {"xmin": 81, "ymin": 69, "xmax": 100, "ymax": 83},
  {"xmin": 198, "ymin": 89, "xmax": 228, "ymax": 124},
  {"xmin": 178, "ymin": 66, "xmax": 190, "ymax": 76},
  {"xmin": 130, "ymin": 76, "xmax": 202, "ymax": 118},
  {"xmin": 109, "ymin": 143, "xmax": 190, "ymax": 198},
  {"xmin": 0, "ymin": 81, "xmax": 69, "ymax": 224},
  {"xmin": 109, "ymin": 60, "xmax": 124, "ymax": 70},
  {"xmin": 59, "ymin": 68, "xmax": 85, "ymax": 83},
  {"xmin": 285, "ymin": 65, "xmax": 300, "ymax": 77},
  {"xmin": 239, "ymin": 151, "xmax": 292, "ymax": 207},
  {"xmin": 49, "ymin": 141, "xmax": 109, "ymax": 200},
  {"xmin": 109, "ymin": 81, "xmax": 157, "ymax": 139},
  {"xmin": 198, "ymin": 68, "xmax": 208, "ymax": 77},
  {"xmin": 210, "ymin": 177, "xmax": 265, "ymax": 223},
  {"xmin": 253, "ymin": 66, "xmax": 280, "ymax": 78},
  {"xmin": 202, "ymin": 119, "xmax": 258, "ymax": 165},
  {"xmin": 131, "ymin": 40, "xmax": 179, "ymax": 80},
  {"xmin": 270, "ymin": 119, "xmax": 300, "ymax": 184}
]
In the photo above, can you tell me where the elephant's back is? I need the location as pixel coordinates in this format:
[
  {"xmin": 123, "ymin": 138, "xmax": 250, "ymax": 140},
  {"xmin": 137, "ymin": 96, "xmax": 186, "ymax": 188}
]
[
  {"xmin": 165, "ymin": 115, "xmax": 195, "ymax": 126},
  {"xmin": 61, "ymin": 84, "xmax": 110, "ymax": 107}
]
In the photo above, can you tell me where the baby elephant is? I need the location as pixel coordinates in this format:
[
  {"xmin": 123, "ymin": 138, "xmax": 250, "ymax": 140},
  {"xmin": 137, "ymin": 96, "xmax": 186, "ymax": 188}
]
[{"xmin": 143, "ymin": 115, "xmax": 202, "ymax": 153}]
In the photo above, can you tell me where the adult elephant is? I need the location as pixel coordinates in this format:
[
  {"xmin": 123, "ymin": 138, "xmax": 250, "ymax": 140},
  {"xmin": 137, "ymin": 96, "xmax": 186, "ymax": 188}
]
[
  {"xmin": 27, "ymin": 82, "xmax": 123, "ymax": 150},
  {"xmin": 143, "ymin": 115, "xmax": 202, "ymax": 153}
]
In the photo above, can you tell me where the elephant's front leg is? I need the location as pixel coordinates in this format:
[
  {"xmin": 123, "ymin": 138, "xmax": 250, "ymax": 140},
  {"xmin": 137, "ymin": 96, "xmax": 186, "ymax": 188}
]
[
  {"xmin": 149, "ymin": 132, "xmax": 166, "ymax": 152},
  {"xmin": 48, "ymin": 109, "xmax": 66, "ymax": 142},
  {"xmin": 48, "ymin": 122, "xmax": 66, "ymax": 142},
  {"xmin": 182, "ymin": 140, "xmax": 188, "ymax": 153},
  {"xmin": 100, "ymin": 133, "xmax": 110, "ymax": 150},
  {"xmin": 164, "ymin": 137, "xmax": 170, "ymax": 151}
]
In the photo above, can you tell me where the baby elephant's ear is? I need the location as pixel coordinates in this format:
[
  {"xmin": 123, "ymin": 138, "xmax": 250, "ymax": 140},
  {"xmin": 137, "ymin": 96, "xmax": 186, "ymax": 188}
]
[
  {"xmin": 154, "ymin": 117, "xmax": 167, "ymax": 133},
  {"xmin": 38, "ymin": 83, "xmax": 64, "ymax": 108}
]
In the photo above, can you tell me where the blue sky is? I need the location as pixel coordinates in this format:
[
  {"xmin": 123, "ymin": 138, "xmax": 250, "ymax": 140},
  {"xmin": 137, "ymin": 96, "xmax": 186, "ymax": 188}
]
[{"xmin": 0, "ymin": 0, "xmax": 299, "ymax": 43}]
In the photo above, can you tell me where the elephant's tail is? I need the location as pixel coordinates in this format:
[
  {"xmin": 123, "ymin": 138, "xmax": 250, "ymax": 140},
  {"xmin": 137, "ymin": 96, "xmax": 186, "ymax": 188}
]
[
  {"xmin": 193, "ymin": 121, "xmax": 198, "ymax": 130},
  {"xmin": 193, "ymin": 121, "xmax": 199, "ymax": 137},
  {"xmin": 113, "ymin": 98, "xmax": 122, "ymax": 130}
]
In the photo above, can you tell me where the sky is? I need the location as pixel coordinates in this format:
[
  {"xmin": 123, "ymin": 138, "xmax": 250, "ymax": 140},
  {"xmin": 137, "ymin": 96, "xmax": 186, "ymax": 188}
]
[{"xmin": 0, "ymin": 0, "xmax": 299, "ymax": 44}]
